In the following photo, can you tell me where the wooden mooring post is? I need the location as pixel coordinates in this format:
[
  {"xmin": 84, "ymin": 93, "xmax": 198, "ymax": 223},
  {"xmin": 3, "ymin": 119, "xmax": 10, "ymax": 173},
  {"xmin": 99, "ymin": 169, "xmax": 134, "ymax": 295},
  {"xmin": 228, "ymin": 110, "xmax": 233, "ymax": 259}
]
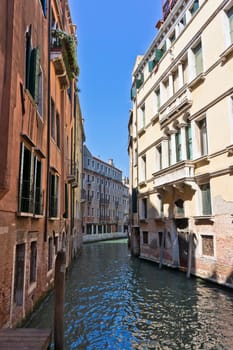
[
  {"xmin": 159, "ymin": 229, "xmax": 166, "ymax": 269},
  {"xmin": 186, "ymin": 232, "xmax": 193, "ymax": 279},
  {"xmin": 54, "ymin": 251, "xmax": 66, "ymax": 350}
]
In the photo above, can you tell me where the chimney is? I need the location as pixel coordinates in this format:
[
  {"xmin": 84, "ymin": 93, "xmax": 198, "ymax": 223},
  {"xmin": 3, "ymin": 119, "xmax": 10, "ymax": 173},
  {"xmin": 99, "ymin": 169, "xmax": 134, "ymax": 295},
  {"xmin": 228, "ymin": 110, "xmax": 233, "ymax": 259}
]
[{"xmin": 108, "ymin": 159, "xmax": 114, "ymax": 166}]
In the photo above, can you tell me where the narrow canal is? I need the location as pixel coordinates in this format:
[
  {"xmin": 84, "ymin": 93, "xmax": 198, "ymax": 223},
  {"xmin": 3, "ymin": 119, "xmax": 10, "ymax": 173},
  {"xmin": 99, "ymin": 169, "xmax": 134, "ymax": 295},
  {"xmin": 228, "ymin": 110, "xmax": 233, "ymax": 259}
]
[{"xmin": 27, "ymin": 239, "xmax": 233, "ymax": 349}]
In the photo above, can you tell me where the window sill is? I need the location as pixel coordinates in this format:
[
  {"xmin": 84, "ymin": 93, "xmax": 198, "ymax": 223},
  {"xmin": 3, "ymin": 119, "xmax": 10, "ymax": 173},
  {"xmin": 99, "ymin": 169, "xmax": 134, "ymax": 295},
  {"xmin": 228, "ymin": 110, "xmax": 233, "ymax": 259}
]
[
  {"xmin": 140, "ymin": 218, "xmax": 148, "ymax": 224},
  {"xmin": 193, "ymin": 155, "xmax": 209, "ymax": 166},
  {"xmin": 220, "ymin": 44, "xmax": 233, "ymax": 64},
  {"xmin": 49, "ymin": 217, "xmax": 60, "ymax": 221},
  {"xmin": 33, "ymin": 214, "xmax": 44, "ymax": 219},
  {"xmin": 17, "ymin": 212, "xmax": 34, "ymax": 217},
  {"xmin": 194, "ymin": 215, "xmax": 214, "ymax": 224},
  {"xmin": 138, "ymin": 127, "xmax": 146, "ymax": 137},
  {"xmin": 151, "ymin": 113, "xmax": 159, "ymax": 124},
  {"xmin": 226, "ymin": 144, "xmax": 233, "ymax": 156},
  {"xmin": 188, "ymin": 73, "xmax": 205, "ymax": 91}
]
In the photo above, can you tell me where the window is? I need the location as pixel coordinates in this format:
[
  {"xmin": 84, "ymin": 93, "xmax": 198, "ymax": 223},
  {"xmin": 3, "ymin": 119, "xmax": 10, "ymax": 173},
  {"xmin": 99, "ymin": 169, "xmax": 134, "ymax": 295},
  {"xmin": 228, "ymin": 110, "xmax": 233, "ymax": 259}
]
[
  {"xmin": 138, "ymin": 105, "xmax": 145, "ymax": 130},
  {"xmin": 40, "ymin": 0, "xmax": 47, "ymax": 16},
  {"xmin": 54, "ymin": 236, "xmax": 59, "ymax": 254},
  {"xmin": 186, "ymin": 123, "xmax": 193, "ymax": 160},
  {"xmin": 197, "ymin": 118, "xmax": 208, "ymax": 156},
  {"xmin": 28, "ymin": 47, "xmax": 41, "ymax": 101},
  {"xmin": 227, "ymin": 7, "xmax": 233, "ymax": 44},
  {"xmin": 134, "ymin": 148, "xmax": 138, "ymax": 166},
  {"xmin": 174, "ymin": 199, "xmax": 184, "ymax": 216},
  {"xmin": 169, "ymin": 31, "xmax": 176, "ymax": 46},
  {"xmin": 176, "ymin": 129, "xmax": 182, "ymax": 162},
  {"xmin": 14, "ymin": 244, "xmax": 25, "ymax": 306},
  {"xmin": 37, "ymin": 67, "xmax": 43, "ymax": 117},
  {"xmin": 182, "ymin": 57, "xmax": 188, "ymax": 84},
  {"xmin": 51, "ymin": 98, "xmax": 55, "ymax": 140},
  {"xmin": 56, "ymin": 112, "xmax": 60, "ymax": 148},
  {"xmin": 142, "ymin": 198, "xmax": 147, "ymax": 219},
  {"xmin": 158, "ymin": 231, "xmax": 166, "ymax": 248},
  {"xmin": 49, "ymin": 173, "xmax": 59, "ymax": 217},
  {"xmin": 139, "ymin": 155, "xmax": 146, "ymax": 183},
  {"xmin": 30, "ymin": 241, "xmax": 37, "ymax": 283},
  {"xmin": 132, "ymin": 188, "xmax": 138, "ymax": 213},
  {"xmin": 155, "ymin": 88, "xmax": 160, "ymax": 113},
  {"xmin": 143, "ymin": 231, "xmax": 148, "ymax": 245},
  {"xmin": 173, "ymin": 69, "xmax": 179, "ymax": 94},
  {"xmin": 190, "ymin": 0, "xmax": 199, "ymax": 16},
  {"xmin": 18, "ymin": 144, "xmax": 43, "ymax": 215},
  {"xmin": 156, "ymin": 144, "xmax": 162, "ymax": 170},
  {"xmin": 158, "ymin": 194, "xmax": 164, "ymax": 216},
  {"xmin": 202, "ymin": 235, "xmax": 214, "ymax": 256},
  {"xmin": 48, "ymin": 237, "xmax": 53, "ymax": 271},
  {"xmin": 168, "ymin": 135, "xmax": 172, "ymax": 166},
  {"xmin": 200, "ymin": 183, "xmax": 212, "ymax": 215},
  {"xmin": 193, "ymin": 42, "xmax": 203, "ymax": 76},
  {"xmin": 163, "ymin": 78, "xmax": 169, "ymax": 103}
]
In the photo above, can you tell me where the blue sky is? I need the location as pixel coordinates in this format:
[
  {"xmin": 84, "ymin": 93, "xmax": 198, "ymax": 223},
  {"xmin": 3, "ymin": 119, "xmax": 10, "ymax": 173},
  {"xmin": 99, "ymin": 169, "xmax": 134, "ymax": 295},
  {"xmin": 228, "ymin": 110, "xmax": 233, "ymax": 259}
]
[{"xmin": 69, "ymin": 0, "xmax": 162, "ymax": 177}]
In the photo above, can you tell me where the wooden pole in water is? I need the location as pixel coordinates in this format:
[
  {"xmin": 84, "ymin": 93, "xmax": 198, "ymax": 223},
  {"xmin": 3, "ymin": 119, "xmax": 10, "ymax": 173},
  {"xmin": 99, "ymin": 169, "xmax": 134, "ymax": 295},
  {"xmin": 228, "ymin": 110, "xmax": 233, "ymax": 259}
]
[
  {"xmin": 187, "ymin": 232, "xmax": 193, "ymax": 278},
  {"xmin": 159, "ymin": 229, "xmax": 166, "ymax": 269},
  {"xmin": 54, "ymin": 251, "xmax": 66, "ymax": 350}
]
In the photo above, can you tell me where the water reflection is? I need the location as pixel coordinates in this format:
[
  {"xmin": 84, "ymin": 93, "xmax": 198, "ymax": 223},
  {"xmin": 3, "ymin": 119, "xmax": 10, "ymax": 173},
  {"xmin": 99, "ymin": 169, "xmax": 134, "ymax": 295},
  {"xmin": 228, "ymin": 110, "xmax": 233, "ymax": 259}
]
[{"xmin": 27, "ymin": 240, "xmax": 233, "ymax": 349}]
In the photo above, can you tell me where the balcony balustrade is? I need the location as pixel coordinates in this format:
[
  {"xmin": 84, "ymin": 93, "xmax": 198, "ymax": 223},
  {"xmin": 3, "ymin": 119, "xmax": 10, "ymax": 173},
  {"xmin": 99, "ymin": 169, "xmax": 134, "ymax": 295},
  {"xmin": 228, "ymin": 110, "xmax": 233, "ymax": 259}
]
[{"xmin": 153, "ymin": 160, "xmax": 195, "ymax": 191}]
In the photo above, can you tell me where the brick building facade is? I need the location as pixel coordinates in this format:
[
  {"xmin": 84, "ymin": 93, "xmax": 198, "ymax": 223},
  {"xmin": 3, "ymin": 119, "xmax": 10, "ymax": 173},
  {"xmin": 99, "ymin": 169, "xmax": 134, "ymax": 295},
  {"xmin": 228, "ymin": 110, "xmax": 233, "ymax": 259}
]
[{"xmin": 0, "ymin": 0, "xmax": 84, "ymax": 327}]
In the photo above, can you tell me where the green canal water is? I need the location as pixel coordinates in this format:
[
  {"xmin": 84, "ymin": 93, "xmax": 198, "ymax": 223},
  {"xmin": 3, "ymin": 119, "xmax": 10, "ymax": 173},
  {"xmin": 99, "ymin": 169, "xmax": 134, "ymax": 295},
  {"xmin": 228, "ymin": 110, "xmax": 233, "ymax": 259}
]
[{"xmin": 26, "ymin": 239, "xmax": 233, "ymax": 349}]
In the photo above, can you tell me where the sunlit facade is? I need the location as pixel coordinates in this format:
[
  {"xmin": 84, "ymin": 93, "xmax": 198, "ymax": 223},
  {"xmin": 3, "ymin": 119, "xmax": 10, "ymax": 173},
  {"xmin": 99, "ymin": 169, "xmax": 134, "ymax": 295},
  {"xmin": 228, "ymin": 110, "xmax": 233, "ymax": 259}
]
[
  {"xmin": 82, "ymin": 146, "xmax": 128, "ymax": 236},
  {"xmin": 128, "ymin": 0, "xmax": 233, "ymax": 288}
]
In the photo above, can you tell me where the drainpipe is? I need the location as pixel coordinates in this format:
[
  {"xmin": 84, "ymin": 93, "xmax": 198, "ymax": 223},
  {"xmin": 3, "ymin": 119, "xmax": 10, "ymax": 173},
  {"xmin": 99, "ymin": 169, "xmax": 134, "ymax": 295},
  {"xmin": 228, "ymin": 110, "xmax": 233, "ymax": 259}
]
[{"xmin": 44, "ymin": 0, "xmax": 51, "ymax": 242}]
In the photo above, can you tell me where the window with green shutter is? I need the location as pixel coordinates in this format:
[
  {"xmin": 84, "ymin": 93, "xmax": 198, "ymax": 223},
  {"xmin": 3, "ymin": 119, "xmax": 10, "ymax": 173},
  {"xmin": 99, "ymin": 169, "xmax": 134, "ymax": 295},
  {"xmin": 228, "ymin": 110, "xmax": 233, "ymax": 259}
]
[
  {"xmin": 193, "ymin": 42, "xmax": 203, "ymax": 75},
  {"xmin": 186, "ymin": 123, "xmax": 193, "ymax": 160},
  {"xmin": 190, "ymin": 0, "xmax": 199, "ymax": 15},
  {"xmin": 176, "ymin": 129, "xmax": 182, "ymax": 162},
  {"xmin": 148, "ymin": 60, "xmax": 156, "ymax": 73},
  {"xmin": 227, "ymin": 7, "xmax": 233, "ymax": 44},
  {"xmin": 135, "ymin": 73, "xmax": 144, "ymax": 89},
  {"xmin": 200, "ymin": 183, "xmax": 212, "ymax": 215}
]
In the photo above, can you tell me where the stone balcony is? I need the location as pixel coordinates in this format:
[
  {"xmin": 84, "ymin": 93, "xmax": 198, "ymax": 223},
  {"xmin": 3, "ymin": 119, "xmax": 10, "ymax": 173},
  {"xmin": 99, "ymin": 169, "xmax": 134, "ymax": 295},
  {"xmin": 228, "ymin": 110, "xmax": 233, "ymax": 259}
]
[{"xmin": 153, "ymin": 160, "xmax": 195, "ymax": 192}]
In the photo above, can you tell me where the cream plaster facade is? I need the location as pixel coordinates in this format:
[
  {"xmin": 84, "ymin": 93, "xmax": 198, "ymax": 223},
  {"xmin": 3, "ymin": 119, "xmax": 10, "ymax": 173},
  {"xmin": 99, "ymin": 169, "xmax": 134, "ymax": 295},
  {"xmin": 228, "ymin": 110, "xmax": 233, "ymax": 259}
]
[
  {"xmin": 82, "ymin": 146, "xmax": 129, "ymax": 236},
  {"xmin": 128, "ymin": 0, "xmax": 233, "ymax": 288}
]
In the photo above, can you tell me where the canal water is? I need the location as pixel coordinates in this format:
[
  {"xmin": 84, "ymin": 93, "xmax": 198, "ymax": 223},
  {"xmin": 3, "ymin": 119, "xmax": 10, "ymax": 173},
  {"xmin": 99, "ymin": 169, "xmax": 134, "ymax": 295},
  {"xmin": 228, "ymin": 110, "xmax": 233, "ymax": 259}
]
[{"xmin": 27, "ymin": 239, "xmax": 233, "ymax": 349}]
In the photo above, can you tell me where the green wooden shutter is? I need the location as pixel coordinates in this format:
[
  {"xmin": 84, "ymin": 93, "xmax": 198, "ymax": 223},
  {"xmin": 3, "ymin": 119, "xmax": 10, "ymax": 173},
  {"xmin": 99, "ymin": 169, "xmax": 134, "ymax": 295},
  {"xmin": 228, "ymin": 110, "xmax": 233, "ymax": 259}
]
[
  {"xmin": 29, "ymin": 47, "xmax": 40, "ymax": 101},
  {"xmin": 136, "ymin": 73, "xmax": 144, "ymax": 89},
  {"xmin": 155, "ymin": 49, "xmax": 163, "ymax": 63},
  {"xmin": 186, "ymin": 124, "xmax": 193, "ymax": 160},
  {"xmin": 194, "ymin": 42, "xmax": 203, "ymax": 75},
  {"xmin": 148, "ymin": 60, "xmax": 155, "ymax": 72},
  {"xmin": 201, "ymin": 184, "xmax": 212, "ymax": 215}
]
